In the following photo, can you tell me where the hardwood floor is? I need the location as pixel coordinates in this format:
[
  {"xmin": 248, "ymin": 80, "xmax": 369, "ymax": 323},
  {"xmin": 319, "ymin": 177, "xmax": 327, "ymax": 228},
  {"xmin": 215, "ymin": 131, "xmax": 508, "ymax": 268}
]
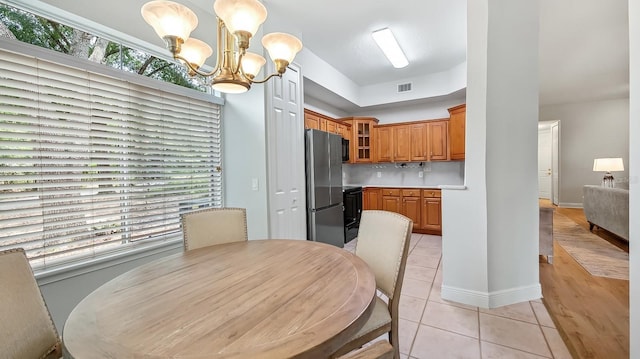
[{"xmin": 539, "ymin": 204, "xmax": 629, "ymax": 359}]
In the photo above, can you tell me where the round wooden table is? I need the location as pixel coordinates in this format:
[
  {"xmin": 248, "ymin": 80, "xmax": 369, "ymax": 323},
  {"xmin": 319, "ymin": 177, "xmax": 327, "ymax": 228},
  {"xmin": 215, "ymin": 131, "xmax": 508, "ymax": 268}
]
[{"xmin": 63, "ymin": 240, "xmax": 376, "ymax": 358}]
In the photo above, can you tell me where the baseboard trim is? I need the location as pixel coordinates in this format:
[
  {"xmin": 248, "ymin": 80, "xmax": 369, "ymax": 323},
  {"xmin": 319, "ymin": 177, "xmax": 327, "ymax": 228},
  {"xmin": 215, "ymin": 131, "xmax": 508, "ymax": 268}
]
[
  {"xmin": 441, "ymin": 283, "xmax": 542, "ymax": 308},
  {"xmin": 558, "ymin": 202, "xmax": 583, "ymax": 208}
]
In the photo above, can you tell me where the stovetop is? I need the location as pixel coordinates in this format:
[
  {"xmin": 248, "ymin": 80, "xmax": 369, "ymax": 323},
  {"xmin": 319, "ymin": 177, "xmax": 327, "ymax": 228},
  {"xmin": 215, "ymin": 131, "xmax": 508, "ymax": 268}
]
[{"xmin": 342, "ymin": 185, "xmax": 362, "ymax": 193}]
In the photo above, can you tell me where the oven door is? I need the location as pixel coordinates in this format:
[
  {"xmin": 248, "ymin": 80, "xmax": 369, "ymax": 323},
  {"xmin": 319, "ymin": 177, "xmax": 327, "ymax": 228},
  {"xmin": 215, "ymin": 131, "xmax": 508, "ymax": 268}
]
[{"xmin": 343, "ymin": 188, "xmax": 362, "ymax": 242}]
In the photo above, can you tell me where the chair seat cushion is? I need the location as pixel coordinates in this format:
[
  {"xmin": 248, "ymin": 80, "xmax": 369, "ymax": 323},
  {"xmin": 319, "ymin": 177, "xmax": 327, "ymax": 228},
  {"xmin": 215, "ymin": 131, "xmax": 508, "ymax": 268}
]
[{"xmin": 349, "ymin": 296, "xmax": 391, "ymax": 341}]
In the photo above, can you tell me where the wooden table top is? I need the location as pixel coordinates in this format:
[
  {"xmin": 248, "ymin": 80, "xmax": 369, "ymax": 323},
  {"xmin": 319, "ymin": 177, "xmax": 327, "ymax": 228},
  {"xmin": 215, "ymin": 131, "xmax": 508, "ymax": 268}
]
[{"xmin": 63, "ymin": 240, "xmax": 376, "ymax": 359}]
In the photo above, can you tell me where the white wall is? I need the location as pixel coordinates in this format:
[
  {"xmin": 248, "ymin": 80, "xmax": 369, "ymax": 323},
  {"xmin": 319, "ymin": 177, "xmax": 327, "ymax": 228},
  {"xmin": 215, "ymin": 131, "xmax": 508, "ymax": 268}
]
[
  {"xmin": 540, "ymin": 98, "xmax": 630, "ymax": 206},
  {"xmin": 628, "ymin": 1, "xmax": 638, "ymax": 357},
  {"xmin": 353, "ymin": 98, "xmax": 466, "ymax": 124}
]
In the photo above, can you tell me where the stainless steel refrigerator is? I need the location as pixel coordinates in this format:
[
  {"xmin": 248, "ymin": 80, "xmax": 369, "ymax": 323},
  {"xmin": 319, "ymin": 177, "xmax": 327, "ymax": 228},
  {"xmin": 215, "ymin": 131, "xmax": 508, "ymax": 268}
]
[{"xmin": 305, "ymin": 129, "xmax": 345, "ymax": 248}]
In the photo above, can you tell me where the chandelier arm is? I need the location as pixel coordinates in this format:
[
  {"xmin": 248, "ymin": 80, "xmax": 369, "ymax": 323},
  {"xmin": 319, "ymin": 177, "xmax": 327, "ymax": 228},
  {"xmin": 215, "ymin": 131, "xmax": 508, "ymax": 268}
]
[
  {"xmin": 174, "ymin": 54, "xmax": 219, "ymax": 77},
  {"xmin": 250, "ymin": 72, "xmax": 282, "ymax": 84},
  {"xmin": 234, "ymin": 50, "xmax": 246, "ymax": 75}
]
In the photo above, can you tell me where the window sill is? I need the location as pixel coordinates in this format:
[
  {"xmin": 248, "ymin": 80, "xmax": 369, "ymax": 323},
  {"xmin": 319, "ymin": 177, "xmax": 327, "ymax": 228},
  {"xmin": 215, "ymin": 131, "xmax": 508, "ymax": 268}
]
[{"xmin": 35, "ymin": 240, "xmax": 183, "ymax": 285}]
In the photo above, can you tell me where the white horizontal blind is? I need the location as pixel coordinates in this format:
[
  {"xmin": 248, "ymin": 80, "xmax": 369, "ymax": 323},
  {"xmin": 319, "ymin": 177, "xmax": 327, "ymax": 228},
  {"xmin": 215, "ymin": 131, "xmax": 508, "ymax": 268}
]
[{"xmin": 0, "ymin": 48, "xmax": 222, "ymax": 269}]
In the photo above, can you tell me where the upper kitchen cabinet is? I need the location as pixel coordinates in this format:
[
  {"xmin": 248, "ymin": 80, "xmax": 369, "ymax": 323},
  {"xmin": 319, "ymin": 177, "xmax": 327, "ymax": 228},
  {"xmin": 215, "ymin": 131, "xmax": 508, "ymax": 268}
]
[
  {"xmin": 448, "ymin": 104, "xmax": 466, "ymax": 160},
  {"xmin": 375, "ymin": 125, "xmax": 394, "ymax": 163},
  {"xmin": 409, "ymin": 123, "xmax": 428, "ymax": 161},
  {"xmin": 339, "ymin": 117, "xmax": 379, "ymax": 163},
  {"xmin": 304, "ymin": 109, "xmax": 351, "ymax": 140},
  {"xmin": 427, "ymin": 120, "xmax": 449, "ymax": 161}
]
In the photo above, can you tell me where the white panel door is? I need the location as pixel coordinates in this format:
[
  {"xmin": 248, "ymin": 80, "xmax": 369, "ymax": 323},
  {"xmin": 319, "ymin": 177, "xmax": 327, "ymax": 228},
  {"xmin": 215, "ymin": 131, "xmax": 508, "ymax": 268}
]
[
  {"xmin": 551, "ymin": 122, "xmax": 560, "ymax": 205},
  {"xmin": 265, "ymin": 64, "xmax": 306, "ymax": 240},
  {"xmin": 538, "ymin": 126, "xmax": 552, "ymax": 199}
]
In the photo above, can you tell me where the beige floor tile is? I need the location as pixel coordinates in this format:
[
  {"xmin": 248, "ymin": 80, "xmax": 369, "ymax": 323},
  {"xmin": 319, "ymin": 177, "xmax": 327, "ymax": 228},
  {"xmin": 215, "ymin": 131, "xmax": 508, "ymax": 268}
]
[
  {"xmin": 399, "ymin": 295, "xmax": 427, "ymax": 322},
  {"xmin": 541, "ymin": 326, "xmax": 573, "ymax": 359},
  {"xmin": 421, "ymin": 301, "xmax": 479, "ymax": 338},
  {"xmin": 479, "ymin": 301, "xmax": 538, "ymax": 324},
  {"xmin": 407, "ymin": 253, "xmax": 440, "ymax": 269},
  {"xmin": 399, "ymin": 318, "xmax": 419, "ymax": 355},
  {"xmin": 480, "ymin": 341, "xmax": 550, "ymax": 358},
  {"xmin": 409, "ymin": 245, "xmax": 442, "ymax": 258},
  {"xmin": 404, "ymin": 264, "xmax": 436, "ymax": 282},
  {"xmin": 479, "ymin": 313, "xmax": 551, "ymax": 357},
  {"xmin": 401, "ymin": 278, "xmax": 432, "ymax": 299},
  {"xmin": 411, "ymin": 325, "xmax": 481, "ymax": 359},
  {"xmin": 414, "ymin": 235, "xmax": 441, "ymax": 248},
  {"xmin": 530, "ymin": 301, "xmax": 555, "ymax": 328}
]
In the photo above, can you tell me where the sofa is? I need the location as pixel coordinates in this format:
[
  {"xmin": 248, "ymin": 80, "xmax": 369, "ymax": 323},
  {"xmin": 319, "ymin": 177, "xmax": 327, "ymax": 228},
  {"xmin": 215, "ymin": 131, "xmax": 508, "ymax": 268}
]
[{"xmin": 583, "ymin": 185, "xmax": 629, "ymax": 241}]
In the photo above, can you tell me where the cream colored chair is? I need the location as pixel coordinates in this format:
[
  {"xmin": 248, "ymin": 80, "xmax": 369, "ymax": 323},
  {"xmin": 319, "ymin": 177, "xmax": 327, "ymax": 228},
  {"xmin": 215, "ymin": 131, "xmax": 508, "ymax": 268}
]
[
  {"xmin": 332, "ymin": 210, "xmax": 413, "ymax": 359},
  {"xmin": 0, "ymin": 248, "xmax": 62, "ymax": 359},
  {"xmin": 181, "ymin": 207, "xmax": 248, "ymax": 251},
  {"xmin": 338, "ymin": 341, "xmax": 394, "ymax": 359}
]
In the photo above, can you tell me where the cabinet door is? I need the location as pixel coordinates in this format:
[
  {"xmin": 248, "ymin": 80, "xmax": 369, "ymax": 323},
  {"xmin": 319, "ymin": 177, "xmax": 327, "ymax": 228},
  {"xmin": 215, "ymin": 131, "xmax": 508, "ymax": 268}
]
[
  {"xmin": 320, "ymin": 118, "xmax": 327, "ymax": 132},
  {"xmin": 410, "ymin": 123, "xmax": 428, "ymax": 161},
  {"xmin": 449, "ymin": 105, "xmax": 466, "ymax": 160},
  {"xmin": 304, "ymin": 113, "xmax": 321, "ymax": 130},
  {"xmin": 394, "ymin": 125, "xmax": 411, "ymax": 162},
  {"xmin": 353, "ymin": 120, "xmax": 374, "ymax": 163},
  {"xmin": 381, "ymin": 195, "xmax": 401, "ymax": 213},
  {"xmin": 422, "ymin": 197, "xmax": 442, "ymax": 232},
  {"xmin": 376, "ymin": 127, "xmax": 394, "ymax": 162},
  {"xmin": 326, "ymin": 120, "xmax": 338, "ymax": 134},
  {"xmin": 363, "ymin": 188, "xmax": 381, "ymax": 210},
  {"xmin": 402, "ymin": 196, "xmax": 421, "ymax": 229},
  {"xmin": 428, "ymin": 121, "xmax": 448, "ymax": 161}
]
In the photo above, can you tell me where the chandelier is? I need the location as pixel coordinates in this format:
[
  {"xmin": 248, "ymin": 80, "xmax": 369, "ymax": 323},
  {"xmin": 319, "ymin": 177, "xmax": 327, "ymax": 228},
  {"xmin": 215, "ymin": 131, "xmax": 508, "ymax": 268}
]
[{"xmin": 141, "ymin": 0, "xmax": 303, "ymax": 94}]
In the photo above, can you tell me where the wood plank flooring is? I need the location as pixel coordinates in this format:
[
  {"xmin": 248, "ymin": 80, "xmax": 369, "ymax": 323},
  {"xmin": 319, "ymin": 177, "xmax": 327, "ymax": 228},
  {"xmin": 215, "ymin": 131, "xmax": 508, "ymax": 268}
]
[{"xmin": 539, "ymin": 204, "xmax": 629, "ymax": 359}]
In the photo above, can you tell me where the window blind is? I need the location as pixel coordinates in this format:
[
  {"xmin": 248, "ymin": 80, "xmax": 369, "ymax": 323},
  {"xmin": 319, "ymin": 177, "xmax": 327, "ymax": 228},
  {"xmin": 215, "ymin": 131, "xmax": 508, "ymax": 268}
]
[{"xmin": 0, "ymin": 47, "xmax": 222, "ymax": 270}]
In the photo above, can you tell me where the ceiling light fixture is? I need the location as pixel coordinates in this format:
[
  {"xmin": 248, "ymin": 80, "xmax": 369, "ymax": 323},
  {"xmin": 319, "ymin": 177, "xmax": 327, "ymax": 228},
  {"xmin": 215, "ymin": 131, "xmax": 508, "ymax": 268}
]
[
  {"xmin": 372, "ymin": 28, "xmax": 408, "ymax": 69},
  {"xmin": 141, "ymin": 0, "xmax": 303, "ymax": 94}
]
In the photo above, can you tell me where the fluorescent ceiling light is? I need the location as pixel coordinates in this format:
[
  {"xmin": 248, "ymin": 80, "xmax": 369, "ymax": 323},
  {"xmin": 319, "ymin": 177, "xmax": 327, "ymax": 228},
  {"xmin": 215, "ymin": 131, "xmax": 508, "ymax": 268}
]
[{"xmin": 372, "ymin": 28, "xmax": 409, "ymax": 68}]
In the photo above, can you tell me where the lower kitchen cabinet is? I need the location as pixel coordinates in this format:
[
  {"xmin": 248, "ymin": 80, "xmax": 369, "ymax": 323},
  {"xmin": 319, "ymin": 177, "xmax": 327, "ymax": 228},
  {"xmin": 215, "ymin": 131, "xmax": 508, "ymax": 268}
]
[
  {"xmin": 422, "ymin": 189, "xmax": 442, "ymax": 233},
  {"xmin": 363, "ymin": 187, "xmax": 381, "ymax": 210},
  {"xmin": 363, "ymin": 187, "xmax": 441, "ymax": 235}
]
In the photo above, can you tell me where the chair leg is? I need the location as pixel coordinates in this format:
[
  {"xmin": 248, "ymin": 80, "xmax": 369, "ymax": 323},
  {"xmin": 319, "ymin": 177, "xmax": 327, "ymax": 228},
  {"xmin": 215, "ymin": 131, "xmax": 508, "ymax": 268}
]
[{"xmin": 588, "ymin": 222, "xmax": 595, "ymax": 231}]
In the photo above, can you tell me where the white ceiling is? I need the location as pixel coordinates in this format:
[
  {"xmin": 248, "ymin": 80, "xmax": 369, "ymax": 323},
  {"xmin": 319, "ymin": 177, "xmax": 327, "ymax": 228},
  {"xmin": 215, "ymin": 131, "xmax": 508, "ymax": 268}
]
[{"xmin": 34, "ymin": 0, "xmax": 629, "ymax": 113}]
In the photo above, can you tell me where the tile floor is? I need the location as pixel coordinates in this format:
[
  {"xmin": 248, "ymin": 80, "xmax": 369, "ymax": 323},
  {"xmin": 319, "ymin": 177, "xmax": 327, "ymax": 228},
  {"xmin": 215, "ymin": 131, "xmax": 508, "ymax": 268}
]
[{"xmin": 344, "ymin": 233, "xmax": 572, "ymax": 359}]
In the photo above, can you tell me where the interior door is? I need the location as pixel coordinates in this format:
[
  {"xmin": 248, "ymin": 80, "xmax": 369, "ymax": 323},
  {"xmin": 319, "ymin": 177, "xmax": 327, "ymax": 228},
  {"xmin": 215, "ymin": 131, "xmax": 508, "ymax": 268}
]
[
  {"xmin": 266, "ymin": 64, "xmax": 306, "ymax": 240},
  {"xmin": 551, "ymin": 122, "xmax": 560, "ymax": 205},
  {"xmin": 538, "ymin": 126, "xmax": 552, "ymax": 199}
]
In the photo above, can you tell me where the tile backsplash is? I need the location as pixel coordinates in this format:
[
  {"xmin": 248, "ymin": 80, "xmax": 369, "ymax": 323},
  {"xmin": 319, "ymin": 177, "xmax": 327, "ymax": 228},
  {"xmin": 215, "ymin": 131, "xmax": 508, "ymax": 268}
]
[{"xmin": 343, "ymin": 162, "xmax": 465, "ymax": 187}]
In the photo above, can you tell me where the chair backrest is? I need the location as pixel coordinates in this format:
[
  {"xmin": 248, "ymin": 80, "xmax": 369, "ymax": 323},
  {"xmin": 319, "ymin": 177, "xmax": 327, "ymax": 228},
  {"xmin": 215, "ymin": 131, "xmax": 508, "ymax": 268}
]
[
  {"xmin": 182, "ymin": 207, "xmax": 248, "ymax": 251},
  {"xmin": 355, "ymin": 210, "xmax": 413, "ymax": 300},
  {"xmin": 0, "ymin": 248, "xmax": 61, "ymax": 359}
]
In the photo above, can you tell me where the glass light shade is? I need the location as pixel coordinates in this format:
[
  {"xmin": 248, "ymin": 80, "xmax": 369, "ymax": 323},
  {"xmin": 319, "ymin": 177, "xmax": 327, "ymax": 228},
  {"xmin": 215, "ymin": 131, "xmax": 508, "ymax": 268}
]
[
  {"xmin": 141, "ymin": 1, "xmax": 199, "ymax": 41},
  {"xmin": 241, "ymin": 52, "xmax": 266, "ymax": 77},
  {"xmin": 180, "ymin": 38, "xmax": 213, "ymax": 68},
  {"xmin": 593, "ymin": 158, "xmax": 624, "ymax": 172},
  {"xmin": 212, "ymin": 82, "xmax": 249, "ymax": 94},
  {"xmin": 213, "ymin": 0, "xmax": 267, "ymax": 36},
  {"xmin": 261, "ymin": 32, "xmax": 303, "ymax": 63}
]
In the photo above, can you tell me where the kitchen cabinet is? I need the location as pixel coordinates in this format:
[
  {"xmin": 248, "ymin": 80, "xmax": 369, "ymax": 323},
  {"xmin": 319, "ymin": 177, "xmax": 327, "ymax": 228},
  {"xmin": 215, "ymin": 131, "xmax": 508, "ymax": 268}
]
[
  {"xmin": 448, "ymin": 104, "xmax": 466, "ymax": 160},
  {"xmin": 376, "ymin": 126, "xmax": 394, "ymax": 163},
  {"xmin": 363, "ymin": 187, "xmax": 381, "ymax": 210},
  {"xmin": 381, "ymin": 188, "xmax": 401, "ymax": 213},
  {"xmin": 339, "ymin": 117, "xmax": 378, "ymax": 163},
  {"xmin": 422, "ymin": 189, "xmax": 442, "ymax": 233},
  {"xmin": 304, "ymin": 109, "xmax": 351, "ymax": 140},
  {"xmin": 428, "ymin": 120, "xmax": 448, "ymax": 161},
  {"xmin": 393, "ymin": 125, "xmax": 412, "ymax": 162},
  {"xmin": 401, "ymin": 189, "xmax": 421, "ymax": 229},
  {"xmin": 409, "ymin": 123, "xmax": 428, "ymax": 161}
]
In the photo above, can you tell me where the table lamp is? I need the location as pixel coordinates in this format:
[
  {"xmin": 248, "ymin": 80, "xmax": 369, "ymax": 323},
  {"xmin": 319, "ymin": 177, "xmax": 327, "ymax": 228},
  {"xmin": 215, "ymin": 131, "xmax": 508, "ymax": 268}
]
[{"xmin": 593, "ymin": 158, "xmax": 624, "ymax": 188}]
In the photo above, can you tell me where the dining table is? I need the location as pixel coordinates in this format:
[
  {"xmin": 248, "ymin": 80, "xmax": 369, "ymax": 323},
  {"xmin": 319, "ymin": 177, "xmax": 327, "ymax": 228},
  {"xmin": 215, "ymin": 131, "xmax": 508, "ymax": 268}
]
[{"xmin": 62, "ymin": 239, "xmax": 377, "ymax": 358}]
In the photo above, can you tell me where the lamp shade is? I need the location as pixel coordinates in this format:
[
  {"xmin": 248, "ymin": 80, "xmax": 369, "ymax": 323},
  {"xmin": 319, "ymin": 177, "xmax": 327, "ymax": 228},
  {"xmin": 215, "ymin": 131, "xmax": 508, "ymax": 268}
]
[
  {"xmin": 180, "ymin": 38, "xmax": 213, "ymax": 68},
  {"xmin": 241, "ymin": 52, "xmax": 266, "ymax": 78},
  {"xmin": 261, "ymin": 32, "xmax": 303, "ymax": 63},
  {"xmin": 141, "ymin": 0, "xmax": 198, "ymax": 41},
  {"xmin": 213, "ymin": 0, "xmax": 267, "ymax": 36},
  {"xmin": 593, "ymin": 158, "xmax": 624, "ymax": 172}
]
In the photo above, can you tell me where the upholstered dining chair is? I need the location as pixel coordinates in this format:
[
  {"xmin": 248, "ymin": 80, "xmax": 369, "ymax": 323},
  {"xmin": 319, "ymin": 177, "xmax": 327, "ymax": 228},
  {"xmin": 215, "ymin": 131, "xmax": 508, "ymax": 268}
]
[
  {"xmin": 337, "ymin": 341, "xmax": 394, "ymax": 359},
  {"xmin": 332, "ymin": 210, "xmax": 413, "ymax": 359},
  {"xmin": 181, "ymin": 207, "xmax": 248, "ymax": 251},
  {"xmin": 0, "ymin": 248, "xmax": 62, "ymax": 359}
]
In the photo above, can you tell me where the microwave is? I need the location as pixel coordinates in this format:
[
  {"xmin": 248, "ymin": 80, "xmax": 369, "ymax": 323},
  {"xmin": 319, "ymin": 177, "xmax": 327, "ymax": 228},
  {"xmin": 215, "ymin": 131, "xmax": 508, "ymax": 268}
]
[{"xmin": 341, "ymin": 138, "xmax": 350, "ymax": 162}]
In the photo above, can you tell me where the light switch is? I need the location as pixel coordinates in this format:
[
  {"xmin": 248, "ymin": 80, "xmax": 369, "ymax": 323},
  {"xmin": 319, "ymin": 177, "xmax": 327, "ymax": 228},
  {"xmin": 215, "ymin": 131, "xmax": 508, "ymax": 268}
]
[
  {"xmin": 377, "ymin": 171, "xmax": 382, "ymax": 178},
  {"xmin": 418, "ymin": 171, "xmax": 423, "ymax": 178},
  {"xmin": 251, "ymin": 178, "xmax": 259, "ymax": 191}
]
